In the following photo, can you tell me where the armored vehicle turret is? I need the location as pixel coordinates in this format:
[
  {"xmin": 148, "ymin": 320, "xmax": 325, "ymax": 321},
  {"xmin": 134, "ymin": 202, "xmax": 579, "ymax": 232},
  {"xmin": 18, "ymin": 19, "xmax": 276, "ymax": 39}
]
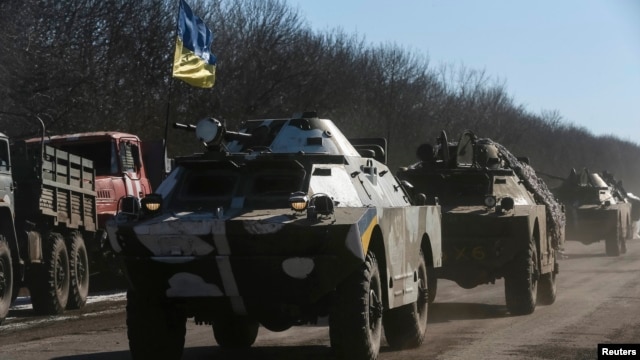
[
  {"xmin": 398, "ymin": 130, "xmax": 564, "ymax": 315},
  {"xmin": 555, "ymin": 168, "xmax": 634, "ymax": 256},
  {"xmin": 107, "ymin": 112, "xmax": 442, "ymax": 360}
]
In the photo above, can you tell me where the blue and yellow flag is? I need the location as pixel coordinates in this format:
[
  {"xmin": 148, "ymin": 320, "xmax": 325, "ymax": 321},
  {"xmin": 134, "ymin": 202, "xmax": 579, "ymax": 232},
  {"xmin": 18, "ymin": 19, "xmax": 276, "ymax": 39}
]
[{"xmin": 173, "ymin": 0, "xmax": 216, "ymax": 88}]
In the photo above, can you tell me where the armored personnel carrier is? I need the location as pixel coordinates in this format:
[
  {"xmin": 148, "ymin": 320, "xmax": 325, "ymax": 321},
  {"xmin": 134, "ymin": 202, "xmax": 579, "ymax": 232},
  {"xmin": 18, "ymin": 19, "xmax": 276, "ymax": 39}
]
[
  {"xmin": 554, "ymin": 168, "xmax": 634, "ymax": 256},
  {"xmin": 107, "ymin": 112, "xmax": 442, "ymax": 360},
  {"xmin": 397, "ymin": 130, "xmax": 564, "ymax": 315}
]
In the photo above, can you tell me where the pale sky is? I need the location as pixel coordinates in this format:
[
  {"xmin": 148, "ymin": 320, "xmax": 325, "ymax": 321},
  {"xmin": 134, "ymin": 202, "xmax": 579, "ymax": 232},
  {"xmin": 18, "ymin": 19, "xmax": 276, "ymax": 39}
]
[{"xmin": 288, "ymin": 0, "xmax": 640, "ymax": 144}]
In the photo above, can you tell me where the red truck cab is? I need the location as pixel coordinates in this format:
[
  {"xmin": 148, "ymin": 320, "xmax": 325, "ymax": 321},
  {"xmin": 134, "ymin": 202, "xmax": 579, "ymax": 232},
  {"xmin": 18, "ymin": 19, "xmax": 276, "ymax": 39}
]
[
  {"xmin": 27, "ymin": 132, "xmax": 164, "ymax": 282},
  {"xmin": 35, "ymin": 132, "xmax": 153, "ymax": 229}
]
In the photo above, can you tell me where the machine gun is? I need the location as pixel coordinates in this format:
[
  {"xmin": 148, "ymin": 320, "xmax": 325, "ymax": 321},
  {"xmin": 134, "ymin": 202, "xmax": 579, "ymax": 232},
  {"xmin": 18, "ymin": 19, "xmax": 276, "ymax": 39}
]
[{"xmin": 174, "ymin": 118, "xmax": 251, "ymax": 152}]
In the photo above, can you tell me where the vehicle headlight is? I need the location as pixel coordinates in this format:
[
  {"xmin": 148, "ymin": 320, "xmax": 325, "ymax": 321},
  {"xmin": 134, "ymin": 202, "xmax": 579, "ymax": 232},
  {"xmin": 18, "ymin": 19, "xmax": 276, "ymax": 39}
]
[
  {"xmin": 500, "ymin": 196, "xmax": 515, "ymax": 211},
  {"xmin": 289, "ymin": 191, "xmax": 309, "ymax": 212},
  {"xmin": 310, "ymin": 193, "xmax": 334, "ymax": 216},
  {"xmin": 141, "ymin": 194, "xmax": 163, "ymax": 214},
  {"xmin": 484, "ymin": 195, "xmax": 497, "ymax": 208}
]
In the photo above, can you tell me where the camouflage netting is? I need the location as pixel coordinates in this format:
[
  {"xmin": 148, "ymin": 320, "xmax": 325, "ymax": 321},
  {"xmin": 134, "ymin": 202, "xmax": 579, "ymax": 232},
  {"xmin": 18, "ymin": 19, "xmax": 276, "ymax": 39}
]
[{"xmin": 493, "ymin": 142, "xmax": 566, "ymax": 249}]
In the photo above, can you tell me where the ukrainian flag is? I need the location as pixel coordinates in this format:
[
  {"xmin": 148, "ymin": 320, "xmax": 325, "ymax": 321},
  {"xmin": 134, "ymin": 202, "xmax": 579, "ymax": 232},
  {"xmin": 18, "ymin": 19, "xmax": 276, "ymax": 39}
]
[{"xmin": 173, "ymin": 0, "xmax": 216, "ymax": 88}]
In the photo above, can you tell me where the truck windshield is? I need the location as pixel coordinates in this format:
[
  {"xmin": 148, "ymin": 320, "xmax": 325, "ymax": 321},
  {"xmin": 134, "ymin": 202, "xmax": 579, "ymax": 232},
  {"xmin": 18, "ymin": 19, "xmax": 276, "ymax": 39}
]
[
  {"xmin": 168, "ymin": 165, "xmax": 306, "ymax": 211},
  {"xmin": 435, "ymin": 172, "xmax": 491, "ymax": 205},
  {"xmin": 54, "ymin": 140, "xmax": 118, "ymax": 176}
]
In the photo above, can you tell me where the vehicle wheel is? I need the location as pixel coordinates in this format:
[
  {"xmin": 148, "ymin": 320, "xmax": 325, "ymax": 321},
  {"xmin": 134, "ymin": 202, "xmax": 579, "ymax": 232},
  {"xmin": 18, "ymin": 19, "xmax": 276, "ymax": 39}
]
[
  {"xmin": 0, "ymin": 236, "xmax": 13, "ymax": 325},
  {"xmin": 329, "ymin": 251, "xmax": 383, "ymax": 360},
  {"xmin": 605, "ymin": 219, "xmax": 622, "ymax": 256},
  {"xmin": 427, "ymin": 266, "xmax": 437, "ymax": 304},
  {"xmin": 66, "ymin": 232, "xmax": 89, "ymax": 310},
  {"xmin": 212, "ymin": 314, "xmax": 259, "ymax": 348},
  {"xmin": 626, "ymin": 218, "xmax": 633, "ymax": 240},
  {"xmin": 127, "ymin": 290, "xmax": 186, "ymax": 360},
  {"xmin": 536, "ymin": 269, "xmax": 557, "ymax": 305},
  {"xmin": 29, "ymin": 233, "xmax": 70, "ymax": 315},
  {"xmin": 247, "ymin": 301, "xmax": 293, "ymax": 332},
  {"xmin": 504, "ymin": 240, "xmax": 537, "ymax": 315},
  {"xmin": 383, "ymin": 250, "xmax": 428, "ymax": 349}
]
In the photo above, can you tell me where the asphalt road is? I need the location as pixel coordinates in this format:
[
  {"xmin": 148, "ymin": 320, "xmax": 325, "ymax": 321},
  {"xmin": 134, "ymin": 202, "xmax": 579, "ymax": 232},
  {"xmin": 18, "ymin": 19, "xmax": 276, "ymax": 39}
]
[{"xmin": 1, "ymin": 239, "xmax": 639, "ymax": 360}]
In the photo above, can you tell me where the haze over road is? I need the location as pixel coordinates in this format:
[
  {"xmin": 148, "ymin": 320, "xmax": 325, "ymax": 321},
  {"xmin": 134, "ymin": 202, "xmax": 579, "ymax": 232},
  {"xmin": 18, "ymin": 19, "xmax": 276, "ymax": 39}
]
[{"xmin": 1, "ymin": 239, "xmax": 639, "ymax": 360}]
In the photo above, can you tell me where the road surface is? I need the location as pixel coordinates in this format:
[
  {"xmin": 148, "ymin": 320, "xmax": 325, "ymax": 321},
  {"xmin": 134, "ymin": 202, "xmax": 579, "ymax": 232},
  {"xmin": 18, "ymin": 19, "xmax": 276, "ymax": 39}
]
[{"xmin": 1, "ymin": 239, "xmax": 639, "ymax": 360}]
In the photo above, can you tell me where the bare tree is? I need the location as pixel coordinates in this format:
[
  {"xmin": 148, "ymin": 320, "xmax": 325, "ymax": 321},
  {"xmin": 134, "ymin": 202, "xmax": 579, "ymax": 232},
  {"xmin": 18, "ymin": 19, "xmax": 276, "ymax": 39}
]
[{"xmin": 1, "ymin": 0, "xmax": 638, "ymax": 193}]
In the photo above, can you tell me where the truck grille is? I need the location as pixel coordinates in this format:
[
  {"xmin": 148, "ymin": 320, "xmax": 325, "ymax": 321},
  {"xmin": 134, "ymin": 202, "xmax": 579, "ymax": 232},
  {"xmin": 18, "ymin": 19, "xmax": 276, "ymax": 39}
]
[{"xmin": 97, "ymin": 189, "xmax": 113, "ymax": 199}]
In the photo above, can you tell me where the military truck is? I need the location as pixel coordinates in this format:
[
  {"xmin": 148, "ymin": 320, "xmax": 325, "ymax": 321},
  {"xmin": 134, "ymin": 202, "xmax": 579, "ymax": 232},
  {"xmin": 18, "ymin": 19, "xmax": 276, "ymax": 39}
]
[
  {"xmin": 0, "ymin": 129, "xmax": 97, "ymax": 325},
  {"xmin": 28, "ymin": 132, "xmax": 164, "ymax": 280},
  {"xmin": 107, "ymin": 113, "xmax": 442, "ymax": 360},
  {"xmin": 554, "ymin": 168, "xmax": 634, "ymax": 256},
  {"xmin": 397, "ymin": 130, "xmax": 564, "ymax": 315}
]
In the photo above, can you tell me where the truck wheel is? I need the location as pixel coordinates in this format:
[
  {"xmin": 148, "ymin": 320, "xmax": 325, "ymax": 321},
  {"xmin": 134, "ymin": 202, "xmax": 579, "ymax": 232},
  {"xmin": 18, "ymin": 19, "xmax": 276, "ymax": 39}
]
[
  {"xmin": 621, "ymin": 218, "xmax": 629, "ymax": 254},
  {"xmin": 329, "ymin": 251, "xmax": 383, "ymax": 360},
  {"xmin": 536, "ymin": 270, "xmax": 557, "ymax": 305},
  {"xmin": 383, "ymin": 250, "xmax": 428, "ymax": 349},
  {"xmin": 212, "ymin": 314, "xmax": 259, "ymax": 348},
  {"xmin": 127, "ymin": 290, "xmax": 186, "ymax": 360},
  {"xmin": 0, "ymin": 236, "xmax": 13, "ymax": 325},
  {"xmin": 504, "ymin": 240, "xmax": 537, "ymax": 315},
  {"xmin": 427, "ymin": 267, "xmax": 438, "ymax": 304},
  {"xmin": 29, "ymin": 233, "xmax": 70, "ymax": 315},
  {"xmin": 605, "ymin": 219, "xmax": 622, "ymax": 256},
  {"xmin": 66, "ymin": 232, "xmax": 89, "ymax": 310}
]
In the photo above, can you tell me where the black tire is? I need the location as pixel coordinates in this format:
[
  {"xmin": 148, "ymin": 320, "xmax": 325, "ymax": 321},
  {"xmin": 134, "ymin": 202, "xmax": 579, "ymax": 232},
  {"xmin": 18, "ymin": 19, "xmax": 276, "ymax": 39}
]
[
  {"xmin": 605, "ymin": 219, "xmax": 622, "ymax": 256},
  {"xmin": 66, "ymin": 232, "xmax": 89, "ymax": 310},
  {"xmin": 0, "ymin": 236, "xmax": 13, "ymax": 325},
  {"xmin": 427, "ymin": 267, "xmax": 437, "ymax": 304},
  {"xmin": 383, "ymin": 250, "xmax": 429, "ymax": 349},
  {"xmin": 247, "ymin": 301, "xmax": 292, "ymax": 332},
  {"xmin": 212, "ymin": 314, "xmax": 259, "ymax": 348},
  {"xmin": 536, "ymin": 270, "xmax": 557, "ymax": 305},
  {"xmin": 127, "ymin": 290, "xmax": 186, "ymax": 360},
  {"xmin": 329, "ymin": 251, "xmax": 383, "ymax": 360},
  {"xmin": 29, "ymin": 233, "xmax": 70, "ymax": 315},
  {"xmin": 621, "ymin": 218, "xmax": 629, "ymax": 254},
  {"xmin": 504, "ymin": 240, "xmax": 537, "ymax": 315}
]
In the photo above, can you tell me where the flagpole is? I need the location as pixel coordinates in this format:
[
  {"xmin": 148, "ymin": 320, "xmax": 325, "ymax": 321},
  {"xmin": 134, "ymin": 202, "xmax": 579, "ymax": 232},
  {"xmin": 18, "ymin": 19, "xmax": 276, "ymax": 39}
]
[
  {"xmin": 162, "ymin": 77, "xmax": 174, "ymax": 166},
  {"xmin": 162, "ymin": 0, "xmax": 183, "ymax": 171}
]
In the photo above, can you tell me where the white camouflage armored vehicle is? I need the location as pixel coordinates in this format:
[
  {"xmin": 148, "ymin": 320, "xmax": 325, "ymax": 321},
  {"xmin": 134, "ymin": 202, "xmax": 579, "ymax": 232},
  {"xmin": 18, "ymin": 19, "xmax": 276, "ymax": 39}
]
[
  {"xmin": 398, "ymin": 130, "xmax": 564, "ymax": 316},
  {"xmin": 107, "ymin": 112, "xmax": 442, "ymax": 360}
]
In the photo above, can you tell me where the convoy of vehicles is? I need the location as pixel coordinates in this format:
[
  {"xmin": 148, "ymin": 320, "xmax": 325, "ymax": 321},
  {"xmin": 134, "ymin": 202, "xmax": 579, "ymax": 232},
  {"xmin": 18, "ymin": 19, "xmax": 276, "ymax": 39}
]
[
  {"xmin": 397, "ymin": 130, "xmax": 564, "ymax": 315},
  {"xmin": 106, "ymin": 113, "xmax": 443, "ymax": 360},
  {"xmin": 4, "ymin": 109, "xmax": 637, "ymax": 360},
  {"xmin": 553, "ymin": 168, "xmax": 636, "ymax": 256},
  {"xmin": 0, "ymin": 128, "xmax": 97, "ymax": 324}
]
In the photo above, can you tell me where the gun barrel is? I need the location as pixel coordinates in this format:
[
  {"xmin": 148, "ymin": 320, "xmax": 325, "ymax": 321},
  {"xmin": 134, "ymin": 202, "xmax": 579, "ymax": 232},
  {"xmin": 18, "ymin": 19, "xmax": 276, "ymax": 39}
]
[{"xmin": 173, "ymin": 123, "xmax": 197, "ymax": 131}]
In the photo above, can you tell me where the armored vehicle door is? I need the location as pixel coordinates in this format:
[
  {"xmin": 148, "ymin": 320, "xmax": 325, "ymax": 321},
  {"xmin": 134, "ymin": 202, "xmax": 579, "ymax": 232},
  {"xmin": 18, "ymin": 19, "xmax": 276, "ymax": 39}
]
[
  {"xmin": 436, "ymin": 130, "xmax": 450, "ymax": 167},
  {"xmin": 456, "ymin": 130, "xmax": 475, "ymax": 167},
  {"xmin": 0, "ymin": 137, "xmax": 14, "ymax": 208}
]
